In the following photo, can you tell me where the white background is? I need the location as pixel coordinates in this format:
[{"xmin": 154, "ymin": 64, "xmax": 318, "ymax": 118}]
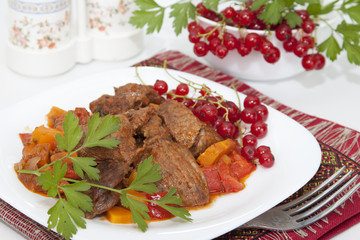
[{"xmin": 1, "ymin": 0, "xmax": 359, "ymax": 239}]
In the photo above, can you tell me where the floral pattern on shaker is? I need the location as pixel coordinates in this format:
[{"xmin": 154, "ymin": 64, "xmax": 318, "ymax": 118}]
[
  {"xmin": 87, "ymin": 0, "xmax": 131, "ymax": 35},
  {"xmin": 9, "ymin": 10, "xmax": 71, "ymax": 50}
]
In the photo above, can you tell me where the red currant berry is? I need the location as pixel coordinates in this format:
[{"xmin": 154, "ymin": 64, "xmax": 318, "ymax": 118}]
[
  {"xmin": 200, "ymin": 86, "xmax": 211, "ymax": 96},
  {"xmin": 217, "ymin": 121, "xmax": 237, "ymax": 139},
  {"xmin": 175, "ymin": 83, "xmax": 189, "ymax": 96},
  {"xmin": 240, "ymin": 107, "xmax": 258, "ymax": 124},
  {"xmin": 259, "ymin": 152, "xmax": 275, "ymax": 168},
  {"xmin": 205, "ymin": 26, "xmax": 219, "ymax": 41},
  {"xmin": 242, "ymin": 134, "xmax": 258, "ymax": 147},
  {"xmin": 209, "ymin": 37, "xmax": 221, "ymax": 54},
  {"xmin": 194, "ymin": 41, "xmax": 209, "ymax": 57},
  {"xmin": 251, "ymin": 121, "xmax": 268, "ymax": 138},
  {"xmin": 153, "ymin": 80, "xmax": 168, "ymax": 95},
  {"xmin": 302, "ymin": 35, "xmax": 315, "ymax": 49},
  {"xmin": 245, "ymin": 33, "xmax": 261, "ymax": 48},
  {"xmin": 215, "ymin": 44, "xmax": 229, "ymax": 59},
  {"xmin": 248, "ymin": 18, "xmax": 266, "ymax": 30},
  {"xmin": 302, "ymin": 20, "xmax": 316, "ymax": 34},
  {"xmin": 283, "ymin": 36, "xmax": 298, "ymax": 52},
  {"xmin": 166, "ymin": 89, "xmax": 175, "ymax": 100},
  {"xmin": 237, "ymin": 40, "xmax": 252, "ymax": 56},
  {"xmin": 302, "ymin": 54, "xmax": 316, "ymax": 71},
  {"xmin": 222, "ymin": 7, "xmax": 236, "ymax": 19},
  {"xmin": 197, "ymin": 103, "xmax": 218, "ymax": 122},
  {"xmin": 244, "ymin": 95, "xmax": 260, "ymax": 108},
  {"xmin": 260, "ymin": 40, "xmax": 274, "ymax": 55},
  {"xmin": 196, "ymin": 3, "xmax": 208, "ymax": 16},
  {"xmin": 211, "ymin": 115, "xmax": 225, "ymax": 129},
  {"xmin": 296, "ymin": 10, "xmax": 309, "ymax": 22},
  {"xmin": 253, "ymin": 104, "xmax": 269, "ymax": 121},
  {"xmin": 183, "ymin": 98, "xmax": 195, "ymax": 108},
  {"xmin": 218, "ymin": 101, "xmax": 241, "ymax": 123},
  {"xmin": 241, "ymin": 145, "xmax": 256, "ymax": 161},
  {"xmin": 189, "ymin": 28, "xmax": 203, "ymax": 43},
  {"xmin": 313, "ymin": 53, "xmax": 326, "ymax": 70},
  {"xmin": 224, "ymin": 34, "xmax": 238, "ymax": 50},
  {"xmin": 293, "ymin": 42, "xmax": 309, "ymax": 57},
  {"xmin": 275, "ymin": 24, "xmax": 292, "ymax": 41},
  {"xmin": 234, "ymin": 9, "xmax": 254, "ymax": 26},
  {"xmin": 187, "ymin": 21, "xmax": 197, "ymax": 32},
  {"xmin": 256, "ymin": 145, "xmax": 271, "ymax": 158},
  {"xmin": 263, "ymin": 47, "xmax": 280, "ymax": 64}
]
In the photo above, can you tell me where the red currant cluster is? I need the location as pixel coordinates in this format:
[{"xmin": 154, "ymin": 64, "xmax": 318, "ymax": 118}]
[
  {"xmin": 153, "ymin": 79, "xmax": 274, "ymax": 168},
  {"xmin": 189, "ymin": 2, "xmax": 326, "ymax": 71}
]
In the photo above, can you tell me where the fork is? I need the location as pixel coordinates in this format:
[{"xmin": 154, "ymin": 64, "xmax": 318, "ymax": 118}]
[{"xmin": 240, "ymin": 166, "xmax": 360, "ymax": 231}]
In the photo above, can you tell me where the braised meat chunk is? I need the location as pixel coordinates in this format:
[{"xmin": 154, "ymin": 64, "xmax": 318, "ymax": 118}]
[
  {"xmin": 84, "ymin": 159, "xmax": 130, "ymax": 219},
  {"xmin": 90, "ymin": 83, "xmax": 163, "ymax": 116},
  {"xmin": 141, "ymin": 138, "xmax": 210, "ymax": 207}
]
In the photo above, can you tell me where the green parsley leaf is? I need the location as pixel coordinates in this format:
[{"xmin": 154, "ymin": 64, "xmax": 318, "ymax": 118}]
[
  {"xmin": 343, "ymin": 41, "xmax": 360, "ymax": 65},
  {"xmin": 336, "ymin": 21, "xmax": 360, "ymax": 44},
  {"xmin": 61, "ymin": 181, "xmax": 93, "ymax": 212},
  {"xmin": 71, "ymin": 156, "xmax": 100, "ymax": 180},
  {"xmin": 83, "ymin": 113, "xmax": 120, "ymax": 149},
  {"xmin": 48, "ymin": 198, "xmax": 86, "ymax": 240},
  {"xmin": 202, "ymin": 0, "xmax": 220, "ymax": 12},
  {"xmin": 129, "ymin": 0, "xmax": 165, "ymax": 34},
  {"xmin": 318, "ymin": 34, "xmax": 341, "ymax": 61},
  {"xmin": 251, "ymin": 0, "xmax": 270, "ymax": 11},
  {"xmin": 55, "ymin": 112, "xmax": 83, "ymax": 153},
  {"xmin": 258, "ymin": 0, "xmax": 286, "ymax": 25},
  {"xmin": 154, "ymin": 187, "xmax": 192, "ymax": 222},
  {"xmin": 37, "ymin": 161, "xmax": 67, "ymax": 197},
  {"xmin": 344, "ymin": 5, "xmax": 360, "ymax": 24},
  {"xmin": 170, "ymin": 2, "xmax": 196, "ymax": 36},
  {"xmin": 120, "ymin": 194, "xmax": 151, "ymax": 232},
  {"xmin": 127, "ymin": 156, "xmax": 162, "ymax": 194},
  {"xmin": 284, "ymin": 11, "xmax": 302, "ymax": 28}
]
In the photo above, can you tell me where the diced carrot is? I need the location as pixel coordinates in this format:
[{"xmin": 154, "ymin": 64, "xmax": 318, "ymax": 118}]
[
  {"xmin": 31, "ymin": 125, "xmax": 63, "ymax": 149},
  {"xmin": 201, "ymin": 166, "xmax": 224, "ymax": 193},
  {"xmin": 47, "ymin": 106, "xmax": 67, "ymax": 128},
  {"xmin": 196, "ymin": 138, "xmax": 236, "ymax": 167},
  {"xmin": 229, "ymin": 151, "xmax": 256, "ymax": 180},
  {"xmin": 106, "ymin": 206, "xmax": 134, "ymax": 224}
]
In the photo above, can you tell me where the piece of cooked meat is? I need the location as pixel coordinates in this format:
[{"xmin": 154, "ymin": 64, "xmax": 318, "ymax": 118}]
[
  {"xmin": 158, "ymin": 100, "xmax": 223, "ymax": 156},
  {"xmin": 90, "ymin": 83, "xmax": 163, "ymax": 116},
  {"xmin": 138, "ymin": 138, "xmax": 210, "ymax": 207},
  {"xmin": 190, "ymin": 125, "xmax": 224, "ymax": 158},
  {"xmin": 84, "ymin": 159, "xmax": 130, "ymax": 219},
  {"xmin": 158, "ymin": 100, "xmax": 203, "ymax": 148}
]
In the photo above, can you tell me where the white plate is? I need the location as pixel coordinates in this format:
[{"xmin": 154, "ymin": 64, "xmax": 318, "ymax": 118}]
[{"xmin": 0, "ymin": 67, "xmax": 321, "ymax": 240}]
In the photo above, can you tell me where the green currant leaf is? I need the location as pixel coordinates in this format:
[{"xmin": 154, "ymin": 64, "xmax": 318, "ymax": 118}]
[
  {"xmin": 319, "ymin": 1, "xmax": 337, "ymax": 15},
  {"xmin": 134, "ymin": 0, "xmax": 159, "ymax": 10},
  {"xmin": 295, "ymin": 0, "xmax": 320, "ymax": 5},
  {"xmin": 318, "ymin": 34, "xmax": 341, "ymax": 61},
  {"xmin": 70, "ymin": 156, "xmax": 99, "ymax": 180},
  {"xmin": 130, "ymin": 9, "xmax": 165, "ymax": 34},
  {"xmin": 307, "ymin": 3, "xmax": 322, "ymax": 15},
  {"xmin": 336, "ymin": 22, "xmax": 360, "ymax": 44}
]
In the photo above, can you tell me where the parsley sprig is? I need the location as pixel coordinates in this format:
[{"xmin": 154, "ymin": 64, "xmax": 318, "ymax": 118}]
[
  {"xmin": 18, "ymin": 111, "xmax": 192, "ymax": 239},
  {"xmin": 130, "ymin": 0, "xmax": 360, "ymax": 65}
]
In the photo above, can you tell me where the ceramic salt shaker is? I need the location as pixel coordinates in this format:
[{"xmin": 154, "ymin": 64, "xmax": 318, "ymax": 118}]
[
  {"xmin": 6, "ymin": 0, "xmax": 77, "ymax": 77},
  {"xmin": 84, "ymin": 0, "xmax": 143, "ymax": 61}
]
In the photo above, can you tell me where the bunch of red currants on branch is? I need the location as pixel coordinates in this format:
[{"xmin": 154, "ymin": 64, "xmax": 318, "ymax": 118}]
[{"xmin": 189, "ymin": 2, "xmax": 326, "ymax": 71}]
